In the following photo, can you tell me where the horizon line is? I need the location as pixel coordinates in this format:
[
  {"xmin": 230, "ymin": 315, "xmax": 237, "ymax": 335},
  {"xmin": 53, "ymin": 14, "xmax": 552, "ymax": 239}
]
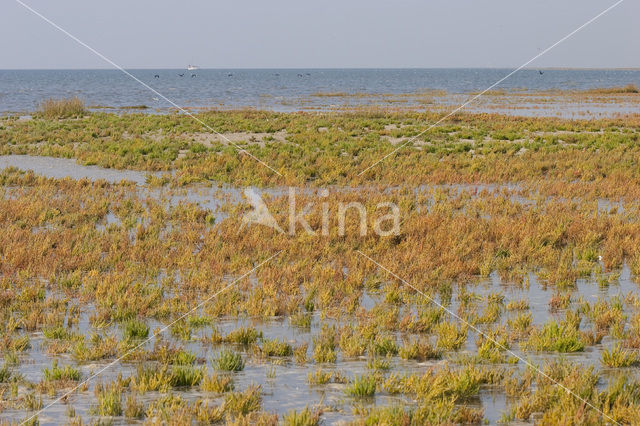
[{"xmin": 1, "ymin": 66, "xmax": 640, "ymax": 71}]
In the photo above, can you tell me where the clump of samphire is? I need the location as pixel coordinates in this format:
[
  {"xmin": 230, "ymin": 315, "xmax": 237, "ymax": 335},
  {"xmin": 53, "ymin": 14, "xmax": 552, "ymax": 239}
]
[{"xmin": 38, "ymin": 96, "xmax": 86, "ymax": 119}]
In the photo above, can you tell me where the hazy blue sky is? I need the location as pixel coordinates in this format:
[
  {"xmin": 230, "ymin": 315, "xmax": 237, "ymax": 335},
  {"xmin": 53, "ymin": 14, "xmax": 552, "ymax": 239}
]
[{"xmin": 1, "ymin": 0, "xmax": 638, "ymax": 69}]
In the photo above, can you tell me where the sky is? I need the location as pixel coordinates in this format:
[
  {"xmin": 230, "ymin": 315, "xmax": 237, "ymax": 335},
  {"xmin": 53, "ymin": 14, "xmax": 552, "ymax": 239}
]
[{"xmin": 1, "ymin": 0, "xmax": 638, "ymax": 69}]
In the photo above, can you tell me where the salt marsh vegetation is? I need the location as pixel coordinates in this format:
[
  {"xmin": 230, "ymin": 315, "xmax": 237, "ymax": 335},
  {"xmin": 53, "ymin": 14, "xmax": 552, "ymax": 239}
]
[
  {"xmin": 0, "ymin": 102, "xmax": 640, "ymax": 424},
  {"xmin": 37, "ymin": 97, "xmax": 87, "ymax": 120}
]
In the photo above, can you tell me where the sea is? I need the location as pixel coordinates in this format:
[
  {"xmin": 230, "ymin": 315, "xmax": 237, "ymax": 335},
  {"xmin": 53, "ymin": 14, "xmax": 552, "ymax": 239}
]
[{"xmin": 1, "ymin": 68, "xmax": 639, "ymax": 114}]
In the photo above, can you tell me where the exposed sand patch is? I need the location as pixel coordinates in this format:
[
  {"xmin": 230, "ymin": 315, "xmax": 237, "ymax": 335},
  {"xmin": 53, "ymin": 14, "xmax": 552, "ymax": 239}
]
[
  {"xmin": 383, "ymin": 123, "xmax": 412, "ymax": 131},
  {"xmin": 382, "ymin": 136, "xmax": 408, "ymax": 145},
  {"xmin": 122, "ymin": 130, "xmax": 164, "ymax": 142},
  {"xmin": 120, "ymin": 130, "xmax": 289, "ymax": 147},
  {"xmin": 183, "ymin": 130, "xmax": 288, "ymax": 147}
]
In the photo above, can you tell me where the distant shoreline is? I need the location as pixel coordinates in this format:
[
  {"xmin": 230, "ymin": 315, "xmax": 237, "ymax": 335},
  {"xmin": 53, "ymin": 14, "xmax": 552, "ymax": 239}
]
[
  {"xmin": 2, "ymin": 69, "xmax": 638, "ymax": 118},
  {"xmin": 2, "ymin": 67, "xmax": 640, "ymax": 71}
]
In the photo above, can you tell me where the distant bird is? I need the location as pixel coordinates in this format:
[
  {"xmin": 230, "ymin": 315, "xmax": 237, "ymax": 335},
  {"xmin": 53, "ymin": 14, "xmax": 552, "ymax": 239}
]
[
  {"xmin": 297, "ymin": 73, "xmax": 303, "ymax": 77},
  {"xmin": 227, "ymin": 73, "xmax": 233, "ymax": 77},
  {"xmin": 178, "ymin": 73, "xmax": 184, "ymax": 77},
  {"xmin": 154, "ymin": 74, "xmax": 160, "ymax": 78},
  {"xmin": 191, "ymin": 74, "xmax": 197, "ymax": 78},
  {"xmin": 152, "ymin": 97, "xmax": 159, "ymax": 101},
  {"xmin": 538, "ymin": 70, "xmax": 544, "ymax": 75},
  {"xmin": 274, "ymin": 73, "xmax": 280, "ymax": 76}
]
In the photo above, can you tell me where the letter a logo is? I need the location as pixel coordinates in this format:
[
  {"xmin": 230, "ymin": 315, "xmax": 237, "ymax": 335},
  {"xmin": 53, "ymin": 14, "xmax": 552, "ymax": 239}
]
[{"xmin": 240, "ymin": 188, "xmax": 283, "ymax": 233}]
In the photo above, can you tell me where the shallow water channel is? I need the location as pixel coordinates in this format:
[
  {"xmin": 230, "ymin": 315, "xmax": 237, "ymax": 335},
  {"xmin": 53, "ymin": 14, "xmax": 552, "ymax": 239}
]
[{"xmin": 1, "ymin": 155, "xmax": 639, "ymax": 424}]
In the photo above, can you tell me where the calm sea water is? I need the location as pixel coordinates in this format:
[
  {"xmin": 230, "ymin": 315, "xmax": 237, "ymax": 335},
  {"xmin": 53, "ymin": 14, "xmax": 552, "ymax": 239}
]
[{"xmin": 1, "ymin": 68, "xmax": 639, "ymax": 114}]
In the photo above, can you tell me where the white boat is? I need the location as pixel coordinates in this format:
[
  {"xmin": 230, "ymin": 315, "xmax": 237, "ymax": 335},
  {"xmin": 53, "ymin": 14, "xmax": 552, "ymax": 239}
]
[{"xmin": 187, "ymin": 65, "xmax": 199, "ymax": 71}]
